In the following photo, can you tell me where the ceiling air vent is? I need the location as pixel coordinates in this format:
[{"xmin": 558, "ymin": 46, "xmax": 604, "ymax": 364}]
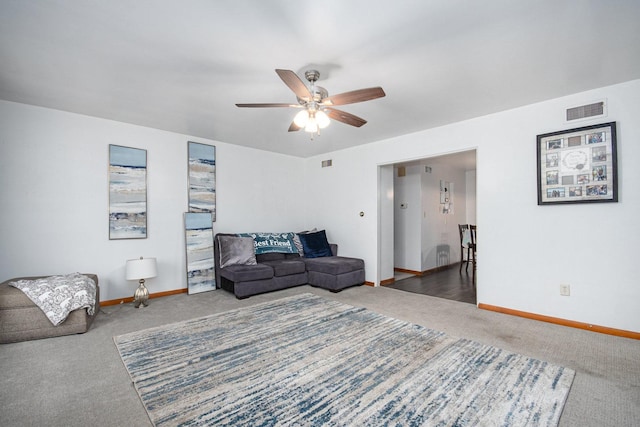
[{"xmin": 566, "ymin": 101, "xmax": 606, "ymax": 122}]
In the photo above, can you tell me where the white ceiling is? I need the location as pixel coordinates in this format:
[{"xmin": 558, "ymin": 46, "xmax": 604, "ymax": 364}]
[{"xmin": 1, "ymin": 1, "xmax": 639, "ymax": 158}]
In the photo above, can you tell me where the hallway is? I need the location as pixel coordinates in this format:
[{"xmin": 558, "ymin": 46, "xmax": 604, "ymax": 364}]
[{"xmin": 385, "ymin": 264, "xmax": 476, "ymax": 304}]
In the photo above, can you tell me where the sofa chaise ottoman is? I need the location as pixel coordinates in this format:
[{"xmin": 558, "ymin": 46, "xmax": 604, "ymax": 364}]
[
  {"xmin": 303, "ymin": 255, "xmax": 365, "ymax": 293},
  {"xmin": 0, "ymin": 274, "xmax": 100, "ymax": 344}
]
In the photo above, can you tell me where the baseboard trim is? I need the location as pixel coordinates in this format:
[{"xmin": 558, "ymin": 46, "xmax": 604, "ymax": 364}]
[
  {"xmin": 394, "ymin": 264, "xmax": 454, "ymax": 278},
  {"xmin": 394, "ymin": 268, "xmax": 422, "ymax": 276},
  {"xmin": 478, "ymin": 303, "xmax": 640, "ymax": 340},
  {"xmin": 379, "ymin": 278, "xmax": 394, "ymax": 286},
  {"xmin": 101, "ymin": 288, "xmax": 188, "ymax": 307},
  {"xmin": 364, "ymin": 281, "xmax": 375, "ymax": 287}
]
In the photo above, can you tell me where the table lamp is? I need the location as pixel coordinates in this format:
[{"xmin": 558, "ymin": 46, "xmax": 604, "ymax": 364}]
[{"xmin": 125, "ymin": 256, "xmax": 157, "ymax": 308}]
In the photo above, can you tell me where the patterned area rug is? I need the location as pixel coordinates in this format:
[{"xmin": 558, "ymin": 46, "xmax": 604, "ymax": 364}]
[{"xmin": 114, "ymin": 293, "xmax": 574, "ymax": 426}]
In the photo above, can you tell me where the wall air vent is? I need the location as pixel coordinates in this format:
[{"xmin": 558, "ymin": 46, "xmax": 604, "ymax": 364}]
[
  {"xmin": 566, "ymin": 100, "xmax": 606, "ymax": 122},
  {"xmin": 321, "ymin": 159, "xmax": 332, "ymax": 168}
]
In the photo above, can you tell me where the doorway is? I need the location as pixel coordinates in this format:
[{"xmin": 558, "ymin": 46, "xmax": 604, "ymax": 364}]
[{"xmin": 377, "ymin": 149, "xmax": 477, "ymax": 303}]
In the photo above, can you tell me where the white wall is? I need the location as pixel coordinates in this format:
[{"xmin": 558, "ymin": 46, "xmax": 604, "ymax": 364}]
[
  {"xmin": 393, "ymin": 166, "xmax": 422, "ymax": 271},
  {"xmin": 0, "ymin": 101, "xmax": 306, "ymax": 301},
  {"xmin": 304, "ymin": 79, "xmax": 640, "ymax": 332},
  {"xmin": 377, "ymin": 165, "xmax": 395, "ymax": 283},
  {"xmin": 420, "ymin": 163, "xmax": 467, "ymax": 271},
  {"xmin": 465, "ymin": 170, "xmax": 477, "ymax": 224},
  {"xmin": 2, "ymin": 79, "xmax": 638, "ymax": 332},
  {"xmin": 393, "ymin": 163, "xmax": 469, "ymax": 273}
]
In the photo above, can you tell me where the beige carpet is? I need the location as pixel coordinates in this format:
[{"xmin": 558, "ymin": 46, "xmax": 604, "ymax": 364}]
[{"xmin": 1, "ymin": 285, "xmax": 638, "ymax": 426}]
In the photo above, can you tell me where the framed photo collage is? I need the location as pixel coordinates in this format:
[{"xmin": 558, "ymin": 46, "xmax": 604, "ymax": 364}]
[{"xmin": 537, "ymin": 122, "xmax": 617, "ymax": 205}]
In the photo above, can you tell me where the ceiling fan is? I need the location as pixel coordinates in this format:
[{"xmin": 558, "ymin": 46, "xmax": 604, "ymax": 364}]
[{"xmin": 236, "ymin": 69, "xmax": 385, "ymax": 134}]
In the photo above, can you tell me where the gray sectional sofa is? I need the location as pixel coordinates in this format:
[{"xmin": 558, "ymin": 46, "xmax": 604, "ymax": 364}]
[{"xmin": 214, "ymin": 231, "xmax": 365, "ymax": 299}]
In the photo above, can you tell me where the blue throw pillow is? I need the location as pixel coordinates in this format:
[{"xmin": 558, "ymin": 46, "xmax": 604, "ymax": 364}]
[{"xmin": 298, "ymin": 230, "xmax": 333, "ymax": 258}]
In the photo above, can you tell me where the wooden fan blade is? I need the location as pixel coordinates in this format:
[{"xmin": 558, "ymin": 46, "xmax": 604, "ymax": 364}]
[
  {"xmin": 275, "ymin": 69, "xmax": 312, "ymax": 101},
  {"xmin": 235, "ymin": 103, "xmax": 298, "ymax": 108},
  {"xmin": 325, "ymin": 107, "xmax": 367, "ymax": 127},
  {"xmin": 288, "ymin": 121, "xmax": 302, "ymax": 132},
  {"xmin": 322, "ymin": 87, "xmax": 385, "ymax": 106}
]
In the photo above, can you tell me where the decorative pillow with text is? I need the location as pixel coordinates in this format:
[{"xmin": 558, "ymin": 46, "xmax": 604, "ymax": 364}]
[{"xmin": 237, "ymin": 232, "xmax": 299, "ymax": 255}]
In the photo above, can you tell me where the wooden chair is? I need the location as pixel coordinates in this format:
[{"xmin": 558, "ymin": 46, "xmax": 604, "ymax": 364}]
[
  {"xmin": 469, "ymin": 225, "xmax": 477, "ymax": 276},
  {"xmin": 458, "ymin": 224, "xmax": 472, "ymax": 272}
]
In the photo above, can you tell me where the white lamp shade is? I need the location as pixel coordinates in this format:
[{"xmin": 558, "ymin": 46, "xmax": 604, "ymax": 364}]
[
  {"xmin": 126, "ymin": 257, "xmax": 158, "ymax": 280},
  {"xmin": 293, "ymin": 109, "xmax": 309, "ymax": 127},
  {"xmin": 316, "ymin": 110, "xmax": 330, "ymax": 129},
  {"xmin": 304, "ymin": 116, "xmax": 318, "ymax": 133}
]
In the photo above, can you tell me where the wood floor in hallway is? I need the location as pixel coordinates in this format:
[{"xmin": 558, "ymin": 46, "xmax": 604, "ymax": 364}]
[{"xmin": 385, "ymin": 264, "xmax": 477, "ymax": 304}]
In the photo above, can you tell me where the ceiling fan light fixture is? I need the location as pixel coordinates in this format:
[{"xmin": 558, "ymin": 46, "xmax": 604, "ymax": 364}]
[{"xmin": 237, "ymin": 69, "xmax": 386, "ymax": 134}]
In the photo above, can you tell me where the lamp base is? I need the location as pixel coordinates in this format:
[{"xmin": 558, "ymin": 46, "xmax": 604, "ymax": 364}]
[{"xmin": 134, "ymin": 280, "xmax": 149, "ymax": 308}]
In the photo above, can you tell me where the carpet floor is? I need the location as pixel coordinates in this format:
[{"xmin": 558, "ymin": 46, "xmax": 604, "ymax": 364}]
[
  {"xmin": 1, "ymin": 285, "xmax": 638, "ymax": 426},
  {"xmin": 114, "ymin": 293, "xmax": 574, "ymax": 426}
]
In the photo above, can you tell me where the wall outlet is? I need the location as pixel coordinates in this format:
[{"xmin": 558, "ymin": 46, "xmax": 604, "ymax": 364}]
[{"xmin": 559, "ymin": 284, "xmax": 570, "ymax": 296}]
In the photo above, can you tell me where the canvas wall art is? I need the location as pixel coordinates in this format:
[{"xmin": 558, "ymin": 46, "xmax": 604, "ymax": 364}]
[
  {"xmin": 188, "ymin": 141, "xmax": 216, "ymax": 220},
  {"xmin": 184, "ymin": 212, "xmax": 216, "ymax": 294},
  {"xmin": 109, "ymin": 144, "xmax": 147, "ymax": 239}
]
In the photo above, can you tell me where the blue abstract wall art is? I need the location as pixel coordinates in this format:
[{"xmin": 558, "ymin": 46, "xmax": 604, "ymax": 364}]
[
  {"xmin": 109, "ymin": 145, "xmax": 147, "ymax": 239},
  {"xmin": 184, "ymin": 212, "xmax": 216, "ymax": 294},
  {"xmin": 188, "ymin": 141, "xmax": 216, "ymax": 220}
]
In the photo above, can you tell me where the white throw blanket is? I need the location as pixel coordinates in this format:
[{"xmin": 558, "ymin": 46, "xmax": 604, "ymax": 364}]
[{"xmin": 10, "ymin": 273, "xmax": 97, "ymax": 326}]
